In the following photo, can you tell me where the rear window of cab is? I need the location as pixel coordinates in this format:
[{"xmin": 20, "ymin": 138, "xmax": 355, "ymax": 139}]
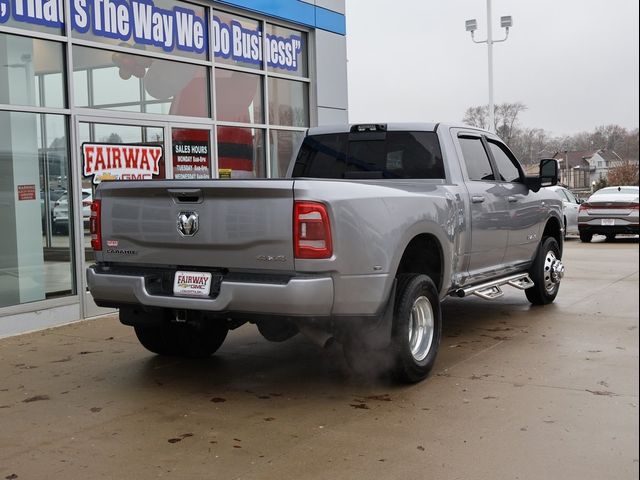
[{"xmin": 292, "ymin": 131, "xmax": 445, "ymax": 180}]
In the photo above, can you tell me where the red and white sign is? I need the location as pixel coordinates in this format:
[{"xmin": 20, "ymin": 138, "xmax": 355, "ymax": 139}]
[
  {"xmin": 83, "ymin": 143, "xmax": 163, "ymax": 184},
  {"xmin": 17, "ymin": 184, "xmax": 37, "ymax": 201},
  {"xmin": 173, "ymin": 271, "xmax": 213, "ymax": 297}
]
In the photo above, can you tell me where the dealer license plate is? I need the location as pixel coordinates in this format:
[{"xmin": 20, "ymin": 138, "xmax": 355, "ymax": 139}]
[
  {"xmin": 173, "ymin": 271, "xmax": 213, "ymax": 297},
  {"xmin": 601, "ymin": 219, "xmax": 615, "ymax": 226}
]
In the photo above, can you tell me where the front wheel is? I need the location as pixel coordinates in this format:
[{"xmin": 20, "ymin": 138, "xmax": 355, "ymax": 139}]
[
  {"xmin": 525, "ymin": 237, "xmax": 564, "ymax": 305},
  {"xmin": 391, "ymin": 274, "xmax": 442, "ymax": 383}
]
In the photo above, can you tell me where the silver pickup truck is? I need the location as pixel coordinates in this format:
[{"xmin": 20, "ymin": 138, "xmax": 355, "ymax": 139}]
[{"xmin": 87, "ymin": 123, "xmax": 565, "ymax": 383}]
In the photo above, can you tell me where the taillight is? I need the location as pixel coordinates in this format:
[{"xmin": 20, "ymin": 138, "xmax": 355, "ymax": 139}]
[
  {"xmin": 579, "ymin": 202, "xmax": 591, "ymax": 213},
  {"xmin": 294, "ymin": 201, "xmax": 332, "ymax": 259},
  {"xmin": 90, "ymin": 200, "xmax": 102, "ymax": 251}
]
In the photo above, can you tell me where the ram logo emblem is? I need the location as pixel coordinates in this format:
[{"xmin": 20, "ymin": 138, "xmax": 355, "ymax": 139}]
[{"xmin": 177, "ymin": 212, "xmax": 199, "ymax": 236}]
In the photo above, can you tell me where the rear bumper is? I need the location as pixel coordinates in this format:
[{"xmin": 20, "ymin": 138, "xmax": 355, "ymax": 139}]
[
  {"xmin": 86, "ymin": 265, "xmax": 334, "ymax": 316},
  {"xmin": 579, "ymin": 224, "xmax": 639, "ymax": 235}
]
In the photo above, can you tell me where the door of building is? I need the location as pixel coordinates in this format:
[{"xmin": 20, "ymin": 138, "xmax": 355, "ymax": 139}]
[{"xmin": 73, "ymin": 116, "xmax": 213, "ymax": 318}]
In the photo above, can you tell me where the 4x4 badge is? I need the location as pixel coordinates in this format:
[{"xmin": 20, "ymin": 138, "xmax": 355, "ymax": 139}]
[{"xmin": 177, "ymin": 212, "xmax": 199, "ymax": 236}]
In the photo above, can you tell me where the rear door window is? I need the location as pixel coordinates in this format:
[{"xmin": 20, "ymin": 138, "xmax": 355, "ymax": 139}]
[{"xmin": 292, "ymin": 131, "xmax": 445, "ymax": 179}]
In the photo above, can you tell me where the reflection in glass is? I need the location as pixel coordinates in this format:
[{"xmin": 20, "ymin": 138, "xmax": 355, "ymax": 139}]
[
  {"xmin": 72, "ymin": 45, "xmax": 209, "ymax": 117},
  {"xmin": 217, "ymin": 126, "xmax": 265, "ymax": 178},
  {"xmin": 0, "ymin": 112, "xmax": 73, "ymax": 307},
  {"xmin": 269, "ymin": 129, "xmax": 305, "ymax": 178},
  {"xmin": 268, "ymin": 77, "xmax": 308, "ymax": 127},
  {"xmin": 215, "ymin": 69, "xmax": 263, "ymax": 123},
  {"xmin": 0, "ymin": 33, "xmax": 66, "ymax": 108}
]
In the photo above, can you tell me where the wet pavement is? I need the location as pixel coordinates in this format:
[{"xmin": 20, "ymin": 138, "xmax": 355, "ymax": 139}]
[{"xmin": 1, "ymin": 238, "xmax": 638, "ymax": 479}]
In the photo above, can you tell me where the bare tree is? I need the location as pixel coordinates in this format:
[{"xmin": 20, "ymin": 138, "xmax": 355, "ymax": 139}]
[
  {"xmin": 462, "ymin": 102, "xmax": 527, "ymax": 145},
  {"xmin": 494, "ymin": 102, "xmax": 527, "ymax": 145},
  {"xmin": 462, "ymin": 105, "xmax": 489, "ymax": 130}
]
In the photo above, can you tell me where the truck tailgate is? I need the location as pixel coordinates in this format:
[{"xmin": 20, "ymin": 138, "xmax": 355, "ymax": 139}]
[{"xmin": 95, "ymin": 180, "xmax": 295, "ymax": 271}]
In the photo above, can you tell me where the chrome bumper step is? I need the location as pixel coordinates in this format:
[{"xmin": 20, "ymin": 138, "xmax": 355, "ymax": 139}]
[{"xmin": 453, "ymin": 273, "xmax": 534, "ymax": 300}]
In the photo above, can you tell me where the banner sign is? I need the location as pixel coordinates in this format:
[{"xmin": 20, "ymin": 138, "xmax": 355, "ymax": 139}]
[
  {"xmin": 83, "ymin": 143, "xmax": 163, "ymax": 184},
  {"xmin": 0, "ymin": 0, "xmax": 304, "ymax": 72},
  {"xmin": 212, "ymin": 16, "xmax": 302, "ymax": 71},
  {"xmin": 173, "ymin": 140, "xmax": 210, "ymax": 179}
]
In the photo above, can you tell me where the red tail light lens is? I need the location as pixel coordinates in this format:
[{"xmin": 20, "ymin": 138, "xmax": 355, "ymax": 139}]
[
  {"xmin": 579, "ymin": 202, "xmax": 591, "ymax": 213},
  {"xmin": 294, "ymin": 201, "xmax": 332, "ymax": 259},
  {"xmin": 90, "ymin": 200, "xmax": 102, "ymax": 251}
]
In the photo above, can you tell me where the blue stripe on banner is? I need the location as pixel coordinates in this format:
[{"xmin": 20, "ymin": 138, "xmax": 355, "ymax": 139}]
[
  {"xmin": 216, "ymin": 0, "xmax": 345, "ymax": 35},
  {"xmin": 315, "ymin": 6, "xmax": 346, "ymax": 35}
]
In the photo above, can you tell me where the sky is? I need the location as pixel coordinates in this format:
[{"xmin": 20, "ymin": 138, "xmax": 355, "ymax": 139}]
[{"xmin": 345, "ymin": 0, "xmax": 640, "ymax": 136}]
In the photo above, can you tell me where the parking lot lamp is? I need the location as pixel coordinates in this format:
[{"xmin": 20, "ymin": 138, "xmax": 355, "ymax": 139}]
[{"xmin": 465, "ymin": 0, "xmax": 512, "ymax": 133}]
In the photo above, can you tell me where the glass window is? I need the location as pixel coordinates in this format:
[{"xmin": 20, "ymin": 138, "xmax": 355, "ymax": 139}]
[
  {"xmin": 70, "ymin": 0, "xmax": 207, "ymax": 60},
  {"xmin": 0, "ymin": 33, "xmax": 66, "ymax": 108},
  {"xmin": 292, "ymin": 131, "xmax": 445, "ymax": 180},
  {"xmin": 563, "ymin": 189, "xmax": 578, "ymax": 203},
  {"xmin": 172, "ymin": 128, "xmax": 211, "ymax": 179},
  {"xmin": 488, "ymin": 140, "xmax": 521, "ymax": 182},
  {"xmin": 215, "ymin": 69, "xmax": 263, "ymax": 123},
  {"xmin": 269, "ymin": 129, "xmax": 305, "ymax": 178},
  {"xmin": 0, "ymin": 2, "xmax": 64, "ymax": 35},
  {"xmin": 459, "ymin": 137, "xmax": 494, "ymax": 181},
  {"xmin": 268, "ymin": 77, "xmax": 308, "ymax": 127},
  {"xmin": 0, "ymin": 111, "xmax": 73, "ymax": 308},
  {"xmin": 212, "ymin": 11, "xmax": 262, "ymax": 69},
  {"xmin": 217, "ymin": 126, "xmax": 265, "ymax": 178},
  {"xmin": 266, "ymin": 24, "xmax": 307, "ymax": 78},
  {"xmin": 72, "ymin": 45, "xmax": 209, "ymax": 117}
]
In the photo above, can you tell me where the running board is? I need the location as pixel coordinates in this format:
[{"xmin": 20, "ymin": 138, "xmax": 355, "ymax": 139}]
[{"xmin": 453, "ymin": 273, "xmax": 534, "ymax": 300}]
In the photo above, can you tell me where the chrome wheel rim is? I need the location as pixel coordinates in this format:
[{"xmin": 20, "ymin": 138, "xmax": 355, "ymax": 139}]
[
  {"xmin": 408, "ymin": 296, "xmax": 434, "ymax": 362},
  {"xmin": 543, "ymin": 251, "xmax": 564, "ymax": 294}
]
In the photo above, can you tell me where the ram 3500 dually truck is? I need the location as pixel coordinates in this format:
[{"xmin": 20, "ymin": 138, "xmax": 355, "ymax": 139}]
[{"xmin": 87, "ymin": 123, "xmax": 565, "ymax": 383}]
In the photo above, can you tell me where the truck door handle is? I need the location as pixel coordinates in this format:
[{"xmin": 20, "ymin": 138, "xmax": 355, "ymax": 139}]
[
  {"xmin": 508, "ymin": 196, "xmax": 518, "ymax": 203},
  {"xmin": 472, "ymin": 196, "xmax": 485, "ymax": 204}
]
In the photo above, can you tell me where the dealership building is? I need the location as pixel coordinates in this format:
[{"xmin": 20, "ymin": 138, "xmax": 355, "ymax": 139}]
[{"xmin": 0, "ymin": 0, "xmax": 347, "ymax": 335}]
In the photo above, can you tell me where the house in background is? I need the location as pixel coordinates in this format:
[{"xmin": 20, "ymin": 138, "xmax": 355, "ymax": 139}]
[{"xmin": 552, "ymin": 151, "xmax": 593, "ymax": 193}]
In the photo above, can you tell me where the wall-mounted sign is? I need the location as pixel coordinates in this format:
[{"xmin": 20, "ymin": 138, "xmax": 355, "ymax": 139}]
[
  {"xmin": 0, "ymin": 0, "xmax": 305, "ymax": 72},
  {"xmin": 17, "ymin": 184, "xmax": 37, "ymax": 201},
  {"xmin": 173, "ymin": 140, "xmax": 210, "ymax": 179},
  {"xmin": 211, "ymin": 16, "xmax": 303, "ymax": 72},
  {"xmin": 83, "ymin": 143, "xmax": 163, "ymax": 184}
]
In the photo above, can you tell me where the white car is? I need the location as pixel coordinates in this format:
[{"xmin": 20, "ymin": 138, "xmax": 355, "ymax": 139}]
[
  {"xmin": 548, "ymin": 186, "xmax": 580, "ymax": 236},
  {"xmin": 52, "ymin": 189, "xmax": 92, "ymax": 234}
]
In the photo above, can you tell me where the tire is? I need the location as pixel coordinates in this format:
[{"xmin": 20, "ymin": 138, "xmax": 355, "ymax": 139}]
[
  {"xmin": 134, "ymin": 320, "xmax": 228, "ymax": 358},
  {"xmin": 525, "ymin": 237, "xmax": 564, "ymax": 305},
  {"xmin": 390, "ymin": 274, "xmax": 442, "ymax": 383},
  {"xmin": 579, "ymin": 231, "xmax": 592, "ymax": 243}
]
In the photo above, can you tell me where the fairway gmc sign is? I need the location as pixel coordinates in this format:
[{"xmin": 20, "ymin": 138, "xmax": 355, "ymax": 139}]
[{"xmin": 83, "ymin": 143, "xmax": 163, "ymax": 184}]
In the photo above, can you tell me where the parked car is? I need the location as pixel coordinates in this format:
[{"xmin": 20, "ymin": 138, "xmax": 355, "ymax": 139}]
[
  {"xmin": 40, "ymin": 187, "xmax": 67, "ymax": 230},
  {"xmin": 548, "ymin": 185, "xmax": 580, "ymax": 237},
  {"xmin": 52, "ymin": 189, "xmax": 92, "ymax": 234},
  {"xmin": 578, "ymin": 186, "xmax": 639, "ymax": 242}
]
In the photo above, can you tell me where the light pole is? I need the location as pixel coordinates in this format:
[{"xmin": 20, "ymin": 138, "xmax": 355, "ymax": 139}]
[{"xmin": 465, "ymin": 1, "xmax": 512, "ymax": 133}]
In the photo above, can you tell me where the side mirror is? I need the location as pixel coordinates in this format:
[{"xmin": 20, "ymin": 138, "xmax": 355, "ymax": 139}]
[{"xmin": 539, "ymin": 158, "xmax": 559, "ymax": 187}]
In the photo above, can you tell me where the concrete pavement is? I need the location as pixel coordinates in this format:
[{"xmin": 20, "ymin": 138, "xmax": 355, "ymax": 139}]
[{"xmin": 1, "ymin": 238, "xmax": 638, "ymax": 479}]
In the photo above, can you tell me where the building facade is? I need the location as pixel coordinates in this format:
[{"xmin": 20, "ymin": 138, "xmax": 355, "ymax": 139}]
[{"xmin": 0, "ymin": 0, "xmax": 347, "ymax": 336}]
